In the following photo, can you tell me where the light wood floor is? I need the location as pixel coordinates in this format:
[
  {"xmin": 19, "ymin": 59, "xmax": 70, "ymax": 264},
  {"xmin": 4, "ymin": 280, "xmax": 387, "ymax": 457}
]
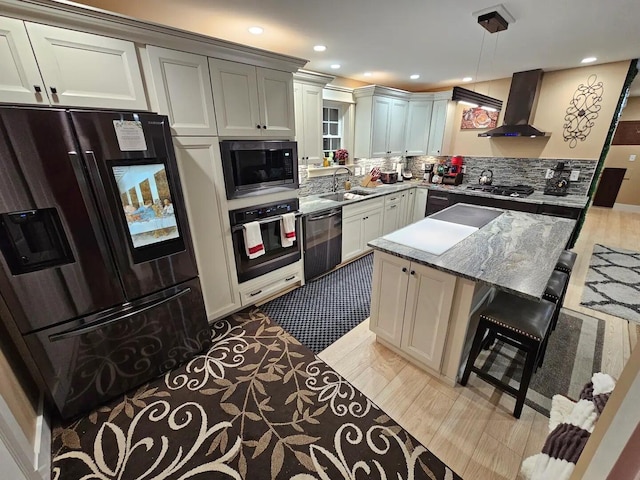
[{"xmin": 318, "ymin": 206, "xmax": 639, "ymax": 480}]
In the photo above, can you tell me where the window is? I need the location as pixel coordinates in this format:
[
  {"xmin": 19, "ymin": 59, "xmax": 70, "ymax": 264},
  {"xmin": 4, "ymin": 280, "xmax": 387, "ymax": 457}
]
[{"xmin": 323, "ymin": 105, "xmax": 342, "ymax": 158}]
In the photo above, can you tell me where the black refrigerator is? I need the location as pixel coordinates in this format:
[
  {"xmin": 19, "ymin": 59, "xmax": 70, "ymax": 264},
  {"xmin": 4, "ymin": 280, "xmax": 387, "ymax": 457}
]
[{"xmin": 0, "ymin": 107, "xmax": 211, "ymax": 419}]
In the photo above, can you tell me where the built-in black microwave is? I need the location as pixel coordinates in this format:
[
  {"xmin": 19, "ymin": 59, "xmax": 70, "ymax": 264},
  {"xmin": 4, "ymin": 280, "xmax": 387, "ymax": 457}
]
[{"xmin": 220, "ymin": 140, "xmax": 298, "ymax": 199}]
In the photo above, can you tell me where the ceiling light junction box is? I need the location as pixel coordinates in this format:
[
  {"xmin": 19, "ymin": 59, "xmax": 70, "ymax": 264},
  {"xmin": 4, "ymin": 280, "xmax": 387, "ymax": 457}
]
[{"xmin": 473, "ymin": 4, "xmax": 515, "ymax": 34}]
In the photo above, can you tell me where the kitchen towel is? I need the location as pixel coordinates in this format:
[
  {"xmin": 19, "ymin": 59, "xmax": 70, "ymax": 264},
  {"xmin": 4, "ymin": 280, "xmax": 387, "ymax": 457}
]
[
  {"xmin": 243, "ymin": 221, "xmax": 265, "ymax": 259},
  {"xmin": 280, "ymin": 213, "xmax": 296, "ymax": 247}
]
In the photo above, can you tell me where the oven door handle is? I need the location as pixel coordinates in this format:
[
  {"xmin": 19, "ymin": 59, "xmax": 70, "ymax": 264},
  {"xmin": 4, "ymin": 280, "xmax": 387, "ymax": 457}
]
[
  {"xmin": 231, "ymin": 213, "xmax": 300, "ymax": 233},
  {"xmin": 49, "ymin": 288, "xmax": 191, "ymax": 342}
]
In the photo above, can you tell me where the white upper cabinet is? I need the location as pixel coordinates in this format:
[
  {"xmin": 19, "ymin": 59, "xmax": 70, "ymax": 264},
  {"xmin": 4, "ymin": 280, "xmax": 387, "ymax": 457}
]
[
  {"xmin": 24, "ymin": 22, "xmax": 147, "ymax": 110},
  {"xmin": 388, "ymin": 99, "xmax": 408, "ymax": 155},
  {"xmin": 145, "ymin": 46, "xmax": 216, "ymax": 136},
  {"xmin": 0, "ymin": 16, "xmax": 48, "ymax": 105},
  {"xmin": 427, "ymin": 99, "xmax": 449, "ymax": 156},
  {"xmin": 209, "ymin": 58, "xmax": 295, "ymax": 138},
  {"xmin": 294, "ymin": 81, "xmax": 323, "ymax": 164},
  {"xmin": 257, "ymin": 67, "xmax": 295, "ymax": 137},
  {"xmin": 354, "ymin": 86, "xmax": 409, "ymax": 158},
  {"xmin": 404, "ymin": 98, "xmax": 434, "ymax": 156}
]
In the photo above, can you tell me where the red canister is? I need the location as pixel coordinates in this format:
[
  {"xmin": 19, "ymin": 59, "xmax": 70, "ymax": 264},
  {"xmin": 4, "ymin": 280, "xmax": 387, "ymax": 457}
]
[{"xmin": 450, "ymin": 155, "xmax": 464, "ymax": 174}]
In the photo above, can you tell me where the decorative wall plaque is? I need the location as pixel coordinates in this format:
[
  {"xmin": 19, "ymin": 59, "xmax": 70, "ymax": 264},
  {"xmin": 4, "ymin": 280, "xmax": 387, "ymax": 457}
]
[{"xmin": 563, "ymin": 74, "xmax": 604, "ymax": 148}]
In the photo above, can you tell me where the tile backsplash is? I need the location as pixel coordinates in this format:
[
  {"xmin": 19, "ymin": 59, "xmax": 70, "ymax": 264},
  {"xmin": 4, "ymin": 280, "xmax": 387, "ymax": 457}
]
[{"xmin": 299, "ymin": 155, "xmax": 597, "ymax": 196}]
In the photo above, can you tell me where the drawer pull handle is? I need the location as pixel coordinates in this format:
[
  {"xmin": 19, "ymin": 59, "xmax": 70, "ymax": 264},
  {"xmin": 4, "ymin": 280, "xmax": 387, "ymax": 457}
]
[
  {"xmin": 50, "ymin": 86, "xmax": 57, "ymax": 94},
  {"xmin": 250, "ymin": 289, "xmax": 263, "ymax": 297},
  {"xmin": 390, "ymin": 205, "xmax": 397, "ymax": 209},
  {"xmin": 285, "ymin": 275, "xmax": 295, "ymax": 281},
  {"xmin": 34, "ymin": 85, "xmax": 42, "ymax": 93}
]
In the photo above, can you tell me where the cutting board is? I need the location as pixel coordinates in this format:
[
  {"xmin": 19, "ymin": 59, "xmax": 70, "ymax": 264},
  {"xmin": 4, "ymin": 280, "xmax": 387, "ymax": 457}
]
[{"xmin": 383, "ymin": 218, "xmax": 478, "ymax": 255}]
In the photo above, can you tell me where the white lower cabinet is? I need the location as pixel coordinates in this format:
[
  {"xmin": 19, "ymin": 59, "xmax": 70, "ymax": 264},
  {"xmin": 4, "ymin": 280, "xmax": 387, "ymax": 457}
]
[
  {"xmin": 370, "ymin": 251, "xmax": 456, "ymax": 372},
  {"xmin": 173, "ymin": 137, "xmax": 241, "ymax": 320},
  {"xmin": 412, "ymin": 188, "xmax": 428, "ymax": 223},
  {"xmin": 341, "ymin": 197, "xmax": 384, "ymax": 262},
  {"xmin": 382, "ymin": 193, "xmax": 403, "ymax": 235},
  {"xmin": 238, "ymin": 261, "xmax": 303, "ymax": 306}
]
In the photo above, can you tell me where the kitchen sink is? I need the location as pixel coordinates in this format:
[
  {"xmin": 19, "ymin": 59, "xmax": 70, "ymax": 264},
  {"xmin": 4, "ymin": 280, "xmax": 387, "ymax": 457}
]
[{"xmin": 319, "ymin": 190, "xmax": 377, "ymax": 202}]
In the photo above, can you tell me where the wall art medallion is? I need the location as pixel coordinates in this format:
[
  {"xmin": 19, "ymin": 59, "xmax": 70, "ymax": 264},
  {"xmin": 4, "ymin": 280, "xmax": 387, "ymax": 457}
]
[
  {"xmin": 461, "ymin": 107, "xmax": 499, "ymax": 129},
  {"xmin": 563, "ymin": 74, "xmax": 604, "ymax": 148}
]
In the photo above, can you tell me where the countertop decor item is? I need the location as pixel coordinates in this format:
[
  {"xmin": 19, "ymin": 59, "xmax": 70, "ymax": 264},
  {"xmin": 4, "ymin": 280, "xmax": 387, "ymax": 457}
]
[{"xmin": 334, "ymin": 148, "xmax": 349, "ymax": 165}]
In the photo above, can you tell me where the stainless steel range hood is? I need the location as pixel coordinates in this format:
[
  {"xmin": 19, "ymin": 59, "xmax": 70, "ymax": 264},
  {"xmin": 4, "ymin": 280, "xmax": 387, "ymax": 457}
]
[{"xmin": 479, "ymin": 69, "xmax": 550, "ymax": 137}]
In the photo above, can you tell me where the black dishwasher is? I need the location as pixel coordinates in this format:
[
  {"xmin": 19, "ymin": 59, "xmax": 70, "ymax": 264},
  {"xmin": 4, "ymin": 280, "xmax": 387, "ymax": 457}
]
[{"xmin": 303, "ymin": 208, "xmax": 342, "ymax": 281}]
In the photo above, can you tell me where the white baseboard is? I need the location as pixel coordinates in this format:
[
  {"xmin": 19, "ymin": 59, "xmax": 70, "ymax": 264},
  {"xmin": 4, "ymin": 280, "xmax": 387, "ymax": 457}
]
[
  {"xmin": 613, "ymin": 203, "xmax": 640, "ymax": 213},
  {"xmin": 0, "ymin": 393, "xmax": 50, "ymax": 480}
]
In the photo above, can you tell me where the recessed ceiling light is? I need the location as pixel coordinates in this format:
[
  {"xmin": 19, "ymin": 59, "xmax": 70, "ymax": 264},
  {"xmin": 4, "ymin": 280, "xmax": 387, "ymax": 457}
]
[
  {"xmin": 463, "ymin": 77, "xmax": 473, "ymax": 82},
  {"xmin": 581, "ymin": 57, "xmax": 597, "ymax": 64},
  {"xmin": 363, "ymin": 72, "xmax": 372, "ymax": 77},
  {"xmin": 410, "ymin": 74, "xmax": 420, "ymax": 80},
  {"xmin": 330, "ymin": 64, "xmax": 341, "ymax": 69},
  {"xmin": 313, "ymin": 45, "xmax": 326, "ymax": 52},
  {"xmin": 248, "ymin": 26, "xmax": 264, "ymax": 35}
]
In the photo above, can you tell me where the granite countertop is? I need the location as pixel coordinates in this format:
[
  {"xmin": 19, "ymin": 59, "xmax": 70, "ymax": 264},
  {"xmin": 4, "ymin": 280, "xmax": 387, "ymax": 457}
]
[
  {"xmin": 423, "ymin": 183, "xmax": 590, "ymax": 208},
  {"xmin": 298, "ymin": 181, "xmax": 589, "ymax": 216},
  {"xmin": 298, "ymin": 182, "xmax": 420, "ymax": 215},
  {"xmin": 368, "ymin": 204, "xmax": 576, "ymax": 300}
]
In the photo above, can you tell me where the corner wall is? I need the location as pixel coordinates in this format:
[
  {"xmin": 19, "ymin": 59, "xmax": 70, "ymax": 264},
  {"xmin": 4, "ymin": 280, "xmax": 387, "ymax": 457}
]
[{"xmin": 602, "ymin": 96, "xmax": 640, "ymax": 206}]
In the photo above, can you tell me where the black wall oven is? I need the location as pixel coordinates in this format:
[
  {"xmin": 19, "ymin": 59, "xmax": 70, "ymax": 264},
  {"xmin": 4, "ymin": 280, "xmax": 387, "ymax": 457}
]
[
  {"xmin": 220, "ymin": 140, "xmax": 298, "ymax": 199},
  {"xmin": 229, "ymin": 199, "xmax": 301, "ymax": 283}
]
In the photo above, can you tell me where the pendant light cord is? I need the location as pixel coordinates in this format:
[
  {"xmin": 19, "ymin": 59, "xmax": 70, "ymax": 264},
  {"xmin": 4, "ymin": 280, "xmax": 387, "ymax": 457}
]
[
  {"xmin": 473, "ymin": 30, "xmax": 486, "ymax": 92},
  {"xmin": 487, "ymin": 32, "xmax": 499, "ymax": 97}
]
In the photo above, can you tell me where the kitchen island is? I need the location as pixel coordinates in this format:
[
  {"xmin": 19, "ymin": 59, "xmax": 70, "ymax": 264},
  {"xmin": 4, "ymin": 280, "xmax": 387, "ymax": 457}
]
[{"xmin": 367, "ymin": 203, "xmax": 576, "ymax": 386}]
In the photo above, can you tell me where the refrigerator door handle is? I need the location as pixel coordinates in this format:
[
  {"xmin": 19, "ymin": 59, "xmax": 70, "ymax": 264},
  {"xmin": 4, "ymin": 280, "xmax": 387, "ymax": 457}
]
[
  {"xmin": 67, "ymin": 150, "xmax": 120, "ymax": 281},
  {"xmin": 49, "ymin": 287, "xmax": 192, "ymax": 342}
]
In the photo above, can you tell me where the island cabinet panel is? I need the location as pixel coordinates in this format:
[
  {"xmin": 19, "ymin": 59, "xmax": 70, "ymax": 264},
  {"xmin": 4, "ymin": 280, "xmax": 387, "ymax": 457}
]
[
  {"xmin": 145, "ymin": 46, "xmax": 217, "ymax": 136},
  {"xmin": 370, "ymin": 251, "xmax": 457, "ymax": 374},
  {"xmin": 370, "ymin": 254, "xmax": 410, "ymax": 346},
  {"xmin": 25, "ymin": 22, "xmax": 148, "ymax": 110},
  {"xmin": 400, "ymin": 263, "xmax": 455, "ymax": 370}
]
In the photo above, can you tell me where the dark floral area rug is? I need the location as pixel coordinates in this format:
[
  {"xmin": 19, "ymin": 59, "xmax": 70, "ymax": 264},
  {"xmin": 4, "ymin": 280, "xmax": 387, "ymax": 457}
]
[{"xmin": 52, "ymin": 308, "xmax": 460, "ymax": 480}]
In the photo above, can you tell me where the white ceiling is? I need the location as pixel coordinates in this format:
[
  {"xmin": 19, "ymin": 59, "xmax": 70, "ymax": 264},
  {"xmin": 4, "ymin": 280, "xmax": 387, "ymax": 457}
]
[{"xmin": 75, "ymin": 0, "xmax": 640, "ymax": 93}]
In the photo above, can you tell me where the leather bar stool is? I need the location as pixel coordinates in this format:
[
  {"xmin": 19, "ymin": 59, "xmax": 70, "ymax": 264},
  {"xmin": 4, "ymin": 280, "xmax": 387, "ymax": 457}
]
[
  {"xmin": 544, "ymin": 270, "xmax": 569, "ymax": 331},
  {"xmin": 460, "ymin": 291, "xmax": 555, "ymax": 418},
  {"xmin": 555, "ymin": 250, "xmax": 577, "ymax": 275}
]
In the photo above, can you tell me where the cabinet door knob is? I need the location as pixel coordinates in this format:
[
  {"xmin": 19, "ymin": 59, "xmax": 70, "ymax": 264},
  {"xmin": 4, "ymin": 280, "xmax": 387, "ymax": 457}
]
[
  {"xmin": 262, "ymin": 125, "xmax": 267, "ymax": 129},
  {"xmin": 50, "ymin": 87, "xmax": 57, "ymax": 94},
  {"xmin": 402, "ymin": 267, "xmax": 407, "ymax": 273},
  {"xmin": 34, "ymin": 85, "xmax": 42, "ymax": 93},
  {"xmin": 410, "ymin": 270, "xmax": 415, "ymax": 275},
  {"xmin": 256, "ymin": 124, "xmax": 261, "ymax": 129}
]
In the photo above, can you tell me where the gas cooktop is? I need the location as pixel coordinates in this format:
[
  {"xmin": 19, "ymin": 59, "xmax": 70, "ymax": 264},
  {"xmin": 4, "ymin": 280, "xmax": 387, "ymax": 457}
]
[{"xmin": 466, "ymin": 184, "xmax": 535, "ymax": 197}]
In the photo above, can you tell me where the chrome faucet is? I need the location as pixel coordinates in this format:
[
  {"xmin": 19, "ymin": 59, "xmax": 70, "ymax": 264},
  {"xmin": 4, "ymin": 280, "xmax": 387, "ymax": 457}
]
[{"xmin": 332, "ymin": 166, "xmax": 351, "ymax": 192}]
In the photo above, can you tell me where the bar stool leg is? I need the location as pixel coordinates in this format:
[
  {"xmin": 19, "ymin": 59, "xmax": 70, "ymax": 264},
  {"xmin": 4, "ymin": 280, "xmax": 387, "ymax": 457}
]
[
  {"xmin": 515, "ymin": 343, "xmax": 537, "ymax": 418},
  {"xmin": 461, "ymin": 320, "xmax": 487, "ymax": 386}
]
